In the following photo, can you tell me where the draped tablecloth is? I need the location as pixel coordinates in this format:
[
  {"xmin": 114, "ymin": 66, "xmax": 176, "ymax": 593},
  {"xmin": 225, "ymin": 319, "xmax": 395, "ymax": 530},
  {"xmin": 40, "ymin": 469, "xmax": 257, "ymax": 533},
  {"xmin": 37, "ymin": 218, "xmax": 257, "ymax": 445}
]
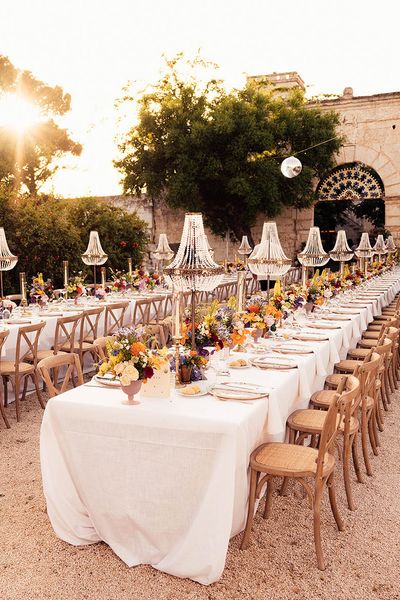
[{"xmin": 40, "ymin": 271, "xmax": 400, "ymax": 585}]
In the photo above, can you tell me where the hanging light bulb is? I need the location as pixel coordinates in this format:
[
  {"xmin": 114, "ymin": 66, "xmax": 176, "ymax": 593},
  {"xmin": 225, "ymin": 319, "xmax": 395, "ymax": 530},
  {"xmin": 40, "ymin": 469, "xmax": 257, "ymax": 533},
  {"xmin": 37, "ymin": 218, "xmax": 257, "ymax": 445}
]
[
  {"xmin": 281, "ymin": 156, "xmax": 302, "ymax": 178},
  {"xmin": 248, "ymin": 222, "xmax": 291, "ymax": 278}
]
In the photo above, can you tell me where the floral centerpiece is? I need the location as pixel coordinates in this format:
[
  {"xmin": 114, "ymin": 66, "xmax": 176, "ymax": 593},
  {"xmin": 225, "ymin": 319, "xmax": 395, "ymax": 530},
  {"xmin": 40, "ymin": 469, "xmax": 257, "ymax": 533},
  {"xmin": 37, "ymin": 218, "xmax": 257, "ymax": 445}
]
[
  {"xmin": 243, "ymin": 295, "xmax": 283, "ymax": 336},
  {"xmin": 30, "ymin": 273, "xmax": 53, "ymax": 304},
  {"xmin": 182, "ymin": 298, "xmax": 248, "ymax": 350},
  {"xmin": 67, "ymin": 273, "xmax": 86, "ymax": 300},
  {"xmin": 98, "ymin": 326, "xmax": 168, "ymax": 404},
  {"xmin": 225, "ymin": 259, "xmax": 246, "ymax": 273},
  {"xmin": 169, "ymin": 349, "xmax": 208, "ymax": 383},
  {"xmin": 110, "ymin": 268, "xmax": 160, "ymax": 293}
]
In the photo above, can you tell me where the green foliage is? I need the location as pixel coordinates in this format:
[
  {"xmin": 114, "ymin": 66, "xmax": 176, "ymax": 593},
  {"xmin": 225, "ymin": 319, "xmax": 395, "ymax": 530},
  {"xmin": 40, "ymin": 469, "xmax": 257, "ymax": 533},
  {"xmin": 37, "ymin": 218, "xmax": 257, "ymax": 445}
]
[
  {"xmin": 116, "ymin": 55, "xmax": 342, "ymax": 242},
  {"xmin": 0, "ymin": 54, "xmax": 82, "ymax": 195},
  {"xmin": 0, "ymin": 190, "xmax": 149, "ymax": 293}
]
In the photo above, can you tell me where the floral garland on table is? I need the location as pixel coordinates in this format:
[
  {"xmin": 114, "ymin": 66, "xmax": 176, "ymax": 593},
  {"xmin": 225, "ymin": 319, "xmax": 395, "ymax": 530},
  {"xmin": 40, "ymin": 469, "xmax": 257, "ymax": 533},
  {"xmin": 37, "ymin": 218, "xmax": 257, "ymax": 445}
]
[
  {"xmin": 109, "ymin": 268, "xmax": 160, "ymax": 292},
  {"xmin": 66, "ymin": 273, "xmax": 86, "ymax": 298},
  {"xmin": 182, "ymin": 298, "xmax": 248, "ymax": 350},
  {"xmin": 98, "ymin": 326, "xmax": 168, "ymax": 385},
  {"xmin": 225, "ymin": 259, "xmax": 246, "ymax": 273},
  {"xmin": 30, "ymin": 273, "xmax": 53, "ymax": 303}
]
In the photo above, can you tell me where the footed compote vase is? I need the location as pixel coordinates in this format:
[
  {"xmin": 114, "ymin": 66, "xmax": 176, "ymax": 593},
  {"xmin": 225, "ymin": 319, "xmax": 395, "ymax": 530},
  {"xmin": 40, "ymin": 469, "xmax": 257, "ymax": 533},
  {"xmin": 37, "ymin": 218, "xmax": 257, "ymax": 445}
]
[{"xmin": 120, "ymin": 380, "xmax": 142, "ymax": 405}]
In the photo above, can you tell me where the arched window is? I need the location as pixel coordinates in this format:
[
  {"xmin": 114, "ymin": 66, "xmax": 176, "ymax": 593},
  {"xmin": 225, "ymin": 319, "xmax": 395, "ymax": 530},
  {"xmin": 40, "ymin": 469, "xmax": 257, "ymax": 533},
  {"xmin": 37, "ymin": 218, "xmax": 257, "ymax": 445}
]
[{"xmin": 317, "ymin": 162, "xmax": 384, "ymax": 202}]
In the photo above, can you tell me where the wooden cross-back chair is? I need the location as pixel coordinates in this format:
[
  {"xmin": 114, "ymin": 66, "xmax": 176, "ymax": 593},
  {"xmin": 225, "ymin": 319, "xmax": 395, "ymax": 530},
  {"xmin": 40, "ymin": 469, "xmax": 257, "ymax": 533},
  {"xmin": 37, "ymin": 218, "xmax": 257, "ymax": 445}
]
[
  {"xmin": 357, "ymin": 352, "xmax": 382, "ymax": 477},
  {"xmin": 241, "ymin": 390, "xmax": 347, "ymax": 570},
  {"xmin": 290, "ymin": 373, "xmax": 361, "ymax": 511},
  {"xmin": 32, "ymin": 313, "xmax": 83, "ymax": 364},
  {"xmin": 38, "ymin": 353, "xmax": 84, "ymax": 398},
  {"xmin": 0, "ymin": 330, "xmax": 10, "ymax": 428},
  {"xmin": 104, "ymin": 301, "xmax": 129, "ymax": 335},
  {"xmin": 146, "ymin": 296, "xmax": 168, "ymax": 347},
  {"xmin": 63, "ymin": 306, "xmax": 104, "ymax": 368},
  {"xmin": 93, "ymin": 336, "xmax": 112, "ymax": 363},
  {"xmin": 131, "ymin": 298, "xmax": 152, "ymax": 327},
  {"xmin": 0, "ymin": 321, "xmax": 46, "ymax": 421}
]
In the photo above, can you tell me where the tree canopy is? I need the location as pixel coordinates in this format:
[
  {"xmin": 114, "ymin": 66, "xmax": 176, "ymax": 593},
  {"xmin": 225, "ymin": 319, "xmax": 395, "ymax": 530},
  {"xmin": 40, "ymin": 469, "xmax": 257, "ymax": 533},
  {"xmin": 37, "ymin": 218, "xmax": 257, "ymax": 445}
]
[
  {"xmin": 116, "ymin": 55, "xmax": 342, "ymax": 242},
  {"xmin": 0, "ymin": 55, "xmax": 82, "ymax": 196}
]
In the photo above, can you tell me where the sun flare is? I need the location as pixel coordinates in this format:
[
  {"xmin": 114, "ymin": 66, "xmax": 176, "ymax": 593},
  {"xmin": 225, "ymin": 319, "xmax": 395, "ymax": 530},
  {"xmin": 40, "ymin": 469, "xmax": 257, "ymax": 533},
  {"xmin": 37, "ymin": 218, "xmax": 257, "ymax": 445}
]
[{"xmin": 0, "ymin": 93, "xmax": 42, "ymax": 133}]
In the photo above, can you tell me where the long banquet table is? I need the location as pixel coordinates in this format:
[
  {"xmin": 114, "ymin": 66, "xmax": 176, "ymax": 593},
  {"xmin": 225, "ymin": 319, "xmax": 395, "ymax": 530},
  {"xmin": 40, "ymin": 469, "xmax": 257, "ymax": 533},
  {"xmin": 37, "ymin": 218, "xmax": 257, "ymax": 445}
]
[{"xmin": 40, "ymin": 270, "xmax": 400, "ymax": 584}]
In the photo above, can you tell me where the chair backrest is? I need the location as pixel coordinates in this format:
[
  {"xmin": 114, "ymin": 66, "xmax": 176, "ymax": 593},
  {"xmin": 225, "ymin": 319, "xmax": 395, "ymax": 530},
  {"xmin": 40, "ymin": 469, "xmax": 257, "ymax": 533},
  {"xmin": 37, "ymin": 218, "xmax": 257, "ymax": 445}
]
[
  {"xmin": 79, "ymin": 306, "xmax": 104, "ymax": 346},
  {"xmin": 38, "ymin": 353, "xmax": 84, "ymax": 397},
  {"xmin": 93, "ymin": 336, "xmax": 112, "ymax": 362},
  {"xmin": 104, "ymin": 301, "xmax": 129, "ymax": 335},
  {"xmin": 148, "ymin": 296, "xmax": 165, "ymax": 325},
  {"xmin": 0, "ymin": 329, "xmax": 10, "ymax": 355},
  {"xmin": 358, "ymin": 352, "xmax": 381, "ymax": 405},
  {"xmin": 162, "ymin": 294, "xmax": 173, "ymax": 320},
  {"xmin": 131, "ymin": 298, "xmax": 152, "ymax": 326},
  {"xmin": 316, "ymin": 378, "xmax": 360, "ymax": 479},
  {"xmin": 15, "ymin": 321, "xmax": 46, "ymax": 370},
  {"xmin": 53, "ymin": 313, "xmax": 82, "ymax": 354}
]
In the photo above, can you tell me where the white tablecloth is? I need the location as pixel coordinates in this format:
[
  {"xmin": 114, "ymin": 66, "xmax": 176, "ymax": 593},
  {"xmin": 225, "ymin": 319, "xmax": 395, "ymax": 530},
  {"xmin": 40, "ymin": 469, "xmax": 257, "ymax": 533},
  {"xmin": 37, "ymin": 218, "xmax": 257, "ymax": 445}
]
[{"xmin": 40, "ymin": 270, "xmax": 400, "ymax": 584}]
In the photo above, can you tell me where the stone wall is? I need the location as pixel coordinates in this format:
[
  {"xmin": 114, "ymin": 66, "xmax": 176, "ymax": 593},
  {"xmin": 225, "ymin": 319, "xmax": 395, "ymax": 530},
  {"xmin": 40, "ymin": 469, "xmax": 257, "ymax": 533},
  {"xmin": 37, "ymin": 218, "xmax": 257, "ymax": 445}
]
[{"xmin": 96, "ymin": 194, "xmax": 314, "ymax": 262}]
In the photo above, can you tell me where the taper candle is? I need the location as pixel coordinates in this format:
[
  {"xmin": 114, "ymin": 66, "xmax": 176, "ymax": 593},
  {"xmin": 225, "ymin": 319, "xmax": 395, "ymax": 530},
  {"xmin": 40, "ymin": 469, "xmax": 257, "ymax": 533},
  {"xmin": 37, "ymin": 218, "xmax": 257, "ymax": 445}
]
[
  {"xmin": 128, "ymin": 258, "xmax": 133, "ymax": 276},
  {"xmin": 19, "ymin": 272, "xmax": 27, "ymax": 303},
  {"xmin": 101, "ymin": 267, "xmax": 106, "ymax": 288},
  {"xmin": 63, "ymin": 261, "xmax": 69, "ymax": 289}
]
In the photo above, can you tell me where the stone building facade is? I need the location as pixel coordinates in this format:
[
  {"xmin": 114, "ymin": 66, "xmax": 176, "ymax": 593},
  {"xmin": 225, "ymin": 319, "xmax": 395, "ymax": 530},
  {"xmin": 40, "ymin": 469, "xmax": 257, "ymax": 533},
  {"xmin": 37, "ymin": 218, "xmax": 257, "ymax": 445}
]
[{"xmin": 99, "ymin": 73, "xmax": 400, "ymax": 262}]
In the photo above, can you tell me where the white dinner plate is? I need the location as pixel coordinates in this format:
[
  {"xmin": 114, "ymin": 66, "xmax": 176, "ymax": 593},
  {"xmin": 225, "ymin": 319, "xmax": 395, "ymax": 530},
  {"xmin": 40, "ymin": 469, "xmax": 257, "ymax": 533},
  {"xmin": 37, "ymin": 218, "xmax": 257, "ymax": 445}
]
[
  {"xmin": 177, "ymin": 387, "xmax": 209, "ymax": 397},
  {"xmin": 94, "ymin": 375, "xmax": 120, "ymax": 387}
]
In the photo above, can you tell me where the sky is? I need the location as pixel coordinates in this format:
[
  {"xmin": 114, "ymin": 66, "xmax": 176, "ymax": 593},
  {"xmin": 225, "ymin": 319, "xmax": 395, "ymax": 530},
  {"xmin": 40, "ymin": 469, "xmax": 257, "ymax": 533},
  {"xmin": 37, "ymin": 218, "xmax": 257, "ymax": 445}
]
[{"xmin": 0, "ymin": 0, "xmax": 399, "ymax": 197}]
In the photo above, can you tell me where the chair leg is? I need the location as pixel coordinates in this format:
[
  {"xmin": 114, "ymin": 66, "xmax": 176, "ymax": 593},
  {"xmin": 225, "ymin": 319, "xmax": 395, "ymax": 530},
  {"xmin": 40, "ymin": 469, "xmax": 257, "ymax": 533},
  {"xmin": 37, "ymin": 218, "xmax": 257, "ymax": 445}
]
[
  {"xmin": 33, "ymin": 372, "xmax": 45, "ymax": 409},
  {"xmin": 14, "ymin": 376, "xmax": 21, "ymax": 422},
  {"xmin": 361, "ymin": 413, "xmax": 373, "ymax": 477},
  {"xmin": 313, "ymin": 482, "xmax": 326, "ymax": 570},
  {"xmin": 263, "ymin": 477, "xmax": 274, "ymax": 519},
  {"xmin": 240, "ymin": 468, "xmax": 258, "ymax": 550},
  {"xmin": 352, "ymin": 431, "xmax": 364, "ymax": 484},
  {"xmin": 343, "ymin": 434, "xmax": 355, "ymax": 511},
  {"xmin": 280, "ymin": 429, "xmax": 295, "ymax": 496},
  {"xmin": 327, "ymin": 472, "xmax": 344, "ymax": 531},
  {"xmin": 368, "ymin": 413, "xmax": 379, "ymax": 456},
  {"xmin": 3, "ymin": 376, "xmax": 8, "ymax": 407},
  {"xmin": 0, "ymin": 388, "xmax": 10, "ymax": 428}
]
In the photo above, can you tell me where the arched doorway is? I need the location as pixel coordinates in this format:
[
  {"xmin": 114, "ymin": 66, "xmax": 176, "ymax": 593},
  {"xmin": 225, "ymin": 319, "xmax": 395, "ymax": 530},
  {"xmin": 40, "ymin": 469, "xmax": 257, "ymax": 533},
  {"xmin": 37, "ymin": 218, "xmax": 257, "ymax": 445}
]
[{"xmin": 314, "ymin": 162, "xmax": 385, "ymax": 252}]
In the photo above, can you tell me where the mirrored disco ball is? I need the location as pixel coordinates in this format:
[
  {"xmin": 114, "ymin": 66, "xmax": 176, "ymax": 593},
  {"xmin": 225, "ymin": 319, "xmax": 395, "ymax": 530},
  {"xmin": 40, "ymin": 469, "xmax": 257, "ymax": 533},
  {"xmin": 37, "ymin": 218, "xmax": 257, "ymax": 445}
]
[{"xmin": 281, "ymin": 156, "xmax": 302, "ymax": 178}]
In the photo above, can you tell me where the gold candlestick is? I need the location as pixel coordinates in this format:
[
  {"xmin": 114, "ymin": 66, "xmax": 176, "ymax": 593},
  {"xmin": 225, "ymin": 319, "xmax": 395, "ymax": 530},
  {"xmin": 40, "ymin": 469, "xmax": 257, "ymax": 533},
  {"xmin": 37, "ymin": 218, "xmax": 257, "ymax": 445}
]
[
  {"xmin": 101, "ymin": 267, "xmax": 106, "ymax": 288},
  {"xmin": 128, "ymin": 258, "xmax": 133, "ymax": 276},
  {"xmin": 19, "ymin": 272, "xmax": 27, "ymax": 307}
]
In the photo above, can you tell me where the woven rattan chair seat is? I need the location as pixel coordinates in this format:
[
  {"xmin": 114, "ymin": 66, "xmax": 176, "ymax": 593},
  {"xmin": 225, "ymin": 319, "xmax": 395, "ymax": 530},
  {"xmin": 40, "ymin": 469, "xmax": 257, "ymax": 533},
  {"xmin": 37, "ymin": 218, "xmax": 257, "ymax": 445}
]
[
  {"xmin": 0, "ymin": 361, "xmax": 34, "ymax": 375},
  {"xmin": 288, "ymin": 409, "xmax": 358, "ymax": 435},
  {"xmin": 251, "ymin": 442, "xmax": 335, "ymax": 478},
  {"xmin": 362, "ymin": 331, "xmax": 380, "ymax": 340},
  {"xmin": 347, "ymin": 348, "xmax": 370, "ymax": 359},
  {"xmin": 334, "ymin": 359, "xmax": 361, "ymax": 373},
  {"xmin": 310, "ymin": 389, "xmax": 338, "ymax": 406}
]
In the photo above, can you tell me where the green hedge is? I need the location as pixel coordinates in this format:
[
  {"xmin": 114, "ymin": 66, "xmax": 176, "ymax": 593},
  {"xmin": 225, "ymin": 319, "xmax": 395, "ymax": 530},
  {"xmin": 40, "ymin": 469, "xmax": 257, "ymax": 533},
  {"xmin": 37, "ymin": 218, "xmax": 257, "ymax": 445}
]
[{"xmin": 0, "ymin": 192, "xmax": 149, "ymax": 294}]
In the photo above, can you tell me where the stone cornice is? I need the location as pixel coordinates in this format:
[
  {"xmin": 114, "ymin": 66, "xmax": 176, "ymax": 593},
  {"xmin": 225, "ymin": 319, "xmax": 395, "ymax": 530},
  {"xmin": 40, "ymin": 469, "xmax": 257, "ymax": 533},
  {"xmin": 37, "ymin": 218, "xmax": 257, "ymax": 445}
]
[{"xmin": 308, "ymin": 91, "xmax": 400, "ymax": 109}]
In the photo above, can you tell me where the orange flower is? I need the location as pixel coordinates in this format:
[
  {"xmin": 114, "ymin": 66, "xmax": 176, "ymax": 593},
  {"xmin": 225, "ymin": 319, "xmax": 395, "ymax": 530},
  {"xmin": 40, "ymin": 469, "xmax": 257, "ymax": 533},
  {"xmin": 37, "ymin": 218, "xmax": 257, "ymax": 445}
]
[
  {"xmin": 189, "ymin": 350, "xmax": 197, "ymax": 357},
  {"xmin": 248, "ymin": 304, "xmax": 260, "ymax": 313},
  {"xmin": 130, "ymin": 341, "xmax": 147, "ymax": 356}
]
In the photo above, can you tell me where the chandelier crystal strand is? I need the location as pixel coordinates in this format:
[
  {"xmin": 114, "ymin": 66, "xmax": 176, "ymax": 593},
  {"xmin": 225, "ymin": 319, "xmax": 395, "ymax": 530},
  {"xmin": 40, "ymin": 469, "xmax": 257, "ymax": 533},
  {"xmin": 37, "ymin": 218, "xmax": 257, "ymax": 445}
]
[
  {"xmin": 0, "ymin": 227, "xmax": 18, "ymax": 298},
  {"xmin": 329, "ymin": 230, "xmax": 354, "ymax": 275},
  {"xmin": 248, "ymin": 222, "xmax": 291, "ymax": 297},
  {"xmin": 297, "ymin": 226, "xmax": 329, "ymax": 286},
  {"xmin": 153, "ymin": 233, "xmax": 174, "ymax": 275},
  {"xmin": 81, "ymin": 230, "xmax": 108, "ymax": 287},
  {"xmin": 238, "ymin": 235, "xmax": 252, "ymax": 268},
  {"xmin": 373, "ymin": 234, "xmax": 388, "ymax": 267},
  {"xmin": 386, "ymin": 235, "xmax": 396, "ymax": 252},
  {"xmin": 164, "ymin": 213, "xmax": 224, "ymax": 350},
  {"xmin": 355, "ymin": 232, "xmax": 374, "ymax": 276}
]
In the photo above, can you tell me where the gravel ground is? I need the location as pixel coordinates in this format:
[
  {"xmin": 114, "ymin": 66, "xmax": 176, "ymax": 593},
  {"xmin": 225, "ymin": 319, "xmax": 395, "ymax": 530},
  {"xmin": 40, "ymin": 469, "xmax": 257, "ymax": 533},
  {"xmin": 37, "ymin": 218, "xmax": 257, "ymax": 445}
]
[{"xmin": 1, "ymin": 390, "xmax": 400, "ymax": 600}]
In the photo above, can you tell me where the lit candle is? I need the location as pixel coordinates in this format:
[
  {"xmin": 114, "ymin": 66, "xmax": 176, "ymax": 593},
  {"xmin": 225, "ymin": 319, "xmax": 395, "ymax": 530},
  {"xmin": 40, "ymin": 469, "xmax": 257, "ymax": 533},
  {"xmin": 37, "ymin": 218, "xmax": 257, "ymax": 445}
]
[
  {"xmin": 63, "ymin": 261, "xmax": 69, "ymax": 288},
  {"xmin": 128, "ymin": 258, "xmax": 133, "ymax": 276},
  {"xmin": 101, "ymin": 267, "xmax": 106, "ymax": 288}
]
